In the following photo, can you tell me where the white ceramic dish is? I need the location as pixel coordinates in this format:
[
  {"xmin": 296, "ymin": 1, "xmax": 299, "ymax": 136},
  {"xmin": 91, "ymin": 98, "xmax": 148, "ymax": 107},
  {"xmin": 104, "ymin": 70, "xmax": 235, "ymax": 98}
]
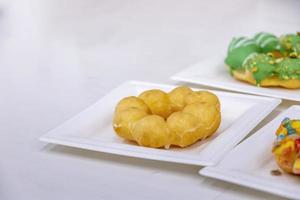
[
  {"xmin": 40, "ymin": 81, "xmax": 281, "ymax": 166},
  {"xmin": 172, "ymin": 57, "xmax": 300, "ymax": 101},
  {"xmin": 200, "ymin": 105, "xmax": 300, "ymax": 199}
]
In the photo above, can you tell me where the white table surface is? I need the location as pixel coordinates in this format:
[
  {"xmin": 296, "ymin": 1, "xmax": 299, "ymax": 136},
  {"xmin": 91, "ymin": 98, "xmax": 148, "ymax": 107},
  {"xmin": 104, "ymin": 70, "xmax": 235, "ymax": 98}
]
[{"xmin": 1, "ymin": 0, "xmax": 300, "ymax": 199}]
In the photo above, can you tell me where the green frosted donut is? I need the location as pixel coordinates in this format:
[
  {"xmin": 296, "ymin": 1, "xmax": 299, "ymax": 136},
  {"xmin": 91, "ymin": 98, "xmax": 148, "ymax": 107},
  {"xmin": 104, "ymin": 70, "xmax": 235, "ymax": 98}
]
[
  {"xmin": 244, "ymin": 54, "xmax": 276, "ymax": 84},
  {"xmin": 225, "ymin": 32, "xmax": 300, "ymax": 86},
  {"xmin": 275, "ymin": 58, "xmax": 300, "ymax": 80},
  {"xmin": 225, "ymin": 37, "xmax": 259, "ymax": 70},
  {"xmin": 253, "ymin": 32, "xmax": 280, "ymax": 53},
  {"xmin": 280, "ymin": 34, "xmax": 300, "ymax": 54}
]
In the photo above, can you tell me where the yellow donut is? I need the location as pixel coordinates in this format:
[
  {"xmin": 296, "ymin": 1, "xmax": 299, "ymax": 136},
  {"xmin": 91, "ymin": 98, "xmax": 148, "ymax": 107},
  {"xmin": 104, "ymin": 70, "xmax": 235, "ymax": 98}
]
[{"xmin": 113, "ymin": 86, "xmax": 221, "ymax": 148}]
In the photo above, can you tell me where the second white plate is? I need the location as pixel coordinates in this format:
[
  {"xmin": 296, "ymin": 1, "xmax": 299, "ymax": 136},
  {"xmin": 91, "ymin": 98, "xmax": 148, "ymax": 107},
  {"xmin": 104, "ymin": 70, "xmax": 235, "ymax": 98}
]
[
  {"xmin": 172, "ymin": 57, "xmax": 300, "ymax": 101},
  {"xmin": 40, "ymin": 81, "xmax": 281, "ymax": 166},
  {"xmin": 200, "ymin": 105, "xmax": 300, "ymax": 199}
]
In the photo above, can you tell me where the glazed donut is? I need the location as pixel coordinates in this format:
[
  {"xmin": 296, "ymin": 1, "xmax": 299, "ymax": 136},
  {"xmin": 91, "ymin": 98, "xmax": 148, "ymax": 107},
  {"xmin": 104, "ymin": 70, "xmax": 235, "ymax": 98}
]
[
  {"xmin": 225, "ymin": 32, "xmax": 300, "ymax": 88},
  {"xmin": 272, "ymin": 118, "xmax": 300, "ymax": 175},
  {"xmin": 113, "ymin": 86, "xmax": 221, "ymax": 148}
]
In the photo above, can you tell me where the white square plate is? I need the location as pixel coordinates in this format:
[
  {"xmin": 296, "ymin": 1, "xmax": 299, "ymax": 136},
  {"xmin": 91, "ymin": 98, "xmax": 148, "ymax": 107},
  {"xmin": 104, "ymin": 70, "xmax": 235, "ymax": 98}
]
[
  {"xmin": 172, "ymin": 57, "xmax": 300, "ymax": 101},
  {"xmin": 200, "ymin": 105, "xmax": 300, "ymax": 199},
  {"xmin": 40, "ymin": 81, "xmax": 281, "ymax": 166}
]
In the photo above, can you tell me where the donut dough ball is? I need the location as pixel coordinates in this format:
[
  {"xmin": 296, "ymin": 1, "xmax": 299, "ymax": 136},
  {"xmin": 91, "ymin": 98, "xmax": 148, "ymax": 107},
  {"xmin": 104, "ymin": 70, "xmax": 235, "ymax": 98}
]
[
  {"xmin": 183, "ymin": 102, "xmax": 221, "ymax": 139},
  {"xmin": 131, "ymin": 115, "xmax": 171, "ymax": 148},
  {"xmin": 139, "ymin": 89, "xmax": 172, "ymax": 119},
  {"xmin": 113, "ymin": 108, "xmax": 148, "ymax": 140},
  {"xmin": 168, "ymin": 86, "xmax": 193, "ymax": 112},
  {"xmin": 115, "ymin": 96, "xmax": 150, "ymax": 114},
  {"xmin": 185, "ymin": 91, "xmax": 220, "ymax": 111},
  {"xmin": 167, "ymin": 112, "xmax": 202, "ymax": 147}
]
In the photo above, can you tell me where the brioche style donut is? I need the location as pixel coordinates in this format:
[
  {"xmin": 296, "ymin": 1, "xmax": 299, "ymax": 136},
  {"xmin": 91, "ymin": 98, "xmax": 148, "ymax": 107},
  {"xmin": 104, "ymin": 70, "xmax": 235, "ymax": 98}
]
[
  {"xmin": 272, "ymin": 118, "xmax": 300, "ymax": 175},
  {"xmin": 225, "ymin": 32, "xmax": 300, "ymax": 88},
  {"xmin": 113, "ymin": 86, "xmax": 221, "ymax": 148}
]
